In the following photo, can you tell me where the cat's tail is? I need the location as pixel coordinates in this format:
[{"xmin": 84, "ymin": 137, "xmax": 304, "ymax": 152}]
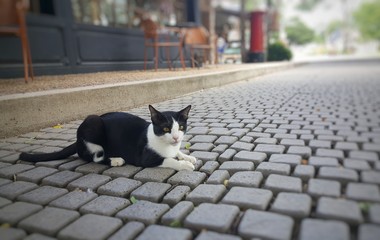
[{"xmin": 19, "ymin": 142, "xmax": 77, "ymax": 162}]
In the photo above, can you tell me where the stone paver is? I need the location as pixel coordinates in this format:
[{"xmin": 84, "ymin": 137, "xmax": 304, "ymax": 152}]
[
  {"xmin": 1, "ymin": 61, "xmax": 380, "ymax": 239},
  {"xmin": 57, "ymin": 214, "xmax": 122, "ymax": 240},
  {"xmin": 298, "ymin": 218, "xmax": 350, "ymax": 240},
  {"xmin": 238, "ymin": 209, "xmax": 294, "ymax": 240},
  {"xmin": 184, "ymin": 203, "xmax": 240, "ymax": 233}
]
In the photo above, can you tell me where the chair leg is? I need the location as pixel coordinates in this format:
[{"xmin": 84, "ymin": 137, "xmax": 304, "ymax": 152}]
[
  {"xmin": 165, "ymin": 47, "xmax": 172, "ymax": 70},
  {"xmin": 154, "ymin": 45, "xmax": 158, "ymax": 71},
  {"xmin": 20, "ymin": 32, "xmax": 29, "ymax": 83},
  {"xmin": 26, "ymin": 34, "xmax": 34, "ymax": 81},
  {"xmin": 190, "ymin": 47, "xmax": 195, "ymax": 68},
  {"xmin": 179, "ymin": 45, "xmax": 185, "ymax": 70},
  {"xmin": 144, "ymin": 46, "xmax": 147, "ymax": 70}
]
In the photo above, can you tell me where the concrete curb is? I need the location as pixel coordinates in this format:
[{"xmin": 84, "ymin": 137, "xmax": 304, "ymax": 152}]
[{"xmin": 0, "ymin": 62, "xmax": 299, "ymax": 138}]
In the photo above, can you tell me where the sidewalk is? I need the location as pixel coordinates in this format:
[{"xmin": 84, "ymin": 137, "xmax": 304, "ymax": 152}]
[
  {"xmin": 0, "ymin": 62, "xmax": 297, "ymax": 138},
  {"xmin": 0, "ymin": 59, "xmax": 380, "ymax": 240}
]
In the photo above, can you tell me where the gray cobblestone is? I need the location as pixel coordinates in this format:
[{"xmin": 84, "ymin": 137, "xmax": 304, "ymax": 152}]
[
  {"xmin": 264, "ymin": 174, "xmax": 302, "ymax": 194},
  {"xmin": 369, "ymin": 204, "xmax": 380, "ymax": 224},
  {"xmin": 136, "ymin": 225, "xmax": 192, "ymax": 240},
  {"xmin": 0, "ymin": 178, "xmax": 11, "ymax": 187},
  {"xmin": 80, "ymin": 195, "xmax": 130, "ymax": 216},
  {"xmin": 269, "ymin": 154, "xmax": 302, "ymax": 168},
  {"xmin": 307, "ymin": 178, "xmax": 341, "ymax": 198},
  {"xmin": 316, "ymin": 197, "xmax": 363, "ymax": 225},
  {"xmin": 230, "ymin": 141, "xmax": 254, "ymax": 151},
  {"xmin": 23, "ymin": 233, "xmax": 56, "ymax": 240},
  {"xmin": 0, "ymin": 227, "xmax": 27, "ymax": 240},
  {"xmin": 309, "ymin": 156, "xmax": 340, "ymax": 168},
  {"xmin": 298, "ymin": 218, "xmax": 350, "ymax": 240},
  {"xmin": 57, "ymin": 159, "xmax": 87, "ymax": 171},
  {"xmin": 162, "ymin": 185, "xmax": 191, "ymax": 206},
  {"xmin": 0, "ymin": 181, "xmax": 38, "ymax": 200},
  {"xmin": 219, "ymin": 161, "xmax": 254, "ymax": 174},
  {"xmin": 349, "ymin": 150, "xmax": 379, "ymax": 162},
  {"xmin": 18, "ymin": 206, "xmax": 80, "ymax": 236},
  {"xmin": 256, "ymin": 162, "xmax": 291, "ymax": 177},
  {"xmin": 168, "ymin": 171, "xmax": 206, "ymax": 189},
  {"xmin": 189, "ymin": 135, "xmax": 217, "ymax": 143},
  {"xmin": 0, "ymin": 164, "xmax": 34, "ymax": 179},
  {"xmin": 238, "ymin": 209, "xmax": 294, "ymax": 240},
  {"xmin": 184, "ymin": 203, "xmax": 239, "ymax": 233},
  {"xmin": 0, "ymin": 202, "xmax": 43, "ymax": 225},
  {"xmin": 206, "ymin": 170, "xmax": 230, "ymax": 184},
  {"xmin": 0, "ymin": 196, "xmax": 11, "ymax": 208},
  {"xmin": 254, "ymin": 144, "xmax": 286, "ymax": 155},
  {"xmin": 221, "ymin": 186, "xmax": 272, "ymax": 210},
  {"xmin": 41, "ymin": 170, "xmax": 83, "ymax": 188},
  {"xmin": 212, "ymin": 144, "xmax": 228, "ymax": 154},
  {"xmin": 361, "ymin": 170, "xmax": 380, "ymax": 184},
  {"xmin": 318, "ymin": 166, "xmax": 359, "ymax": 185},
  {"xmin": 270, "ymin": 192, "xmax": 312, "ymax": 218},
  {"xmin": 49, "ymin": 190, "xmax": 98, "ymax": 210},
  {"xmin": 199, "ymin": 161, "xmax": 219, "ymax": 175},
  {"xmin": 58, "ymin": 214, "xmax": 122, "ymax": 240},
  {"xmin": 116, "ymin": 200, "xmax": 170, "ymax": 224},
  {"xmin": 358, "ymin": 224, "xmax": 380, "ymax": 240},
  {"xmin": 161, "ymin": 201, "xmax": 194, "ymax": 226},
  {"xmin": 97, "ymin": 177, "xmax": 142, "ymax": 197},
  {"xmin": 190, "ymin": 151, "xmax": 219, "ymax": 162},
  {"xmin": 316, "ymin": 148, "xmax": 345, "ymax": 159},
  {"xmin": 134, "ymin": 167, "xmax": 175, "ymax": 183},
  {"xmin": 227, "ymin": 171, "xmax": 263, "ymax": 188},
  {"xmin": 75, "ymin": 162, "xmax": 109, "ymax": 174},
  {"xmin": 186, "ymin": 184, "xmax": 226, "ymax": 205},
  {"xmin": 233, "ymin": 150, "xmax": 267, "ymax": 165},
  {"xmin": 218, "ymin": 149, "xmax": 236, "ymax": 163},
  {"xmin": 215, "ymin": 136, "xmax": 238, "ymax": 145},
  {"xmin": 102, "ymin": 165, "xmax": 142, "ymax": 178},
  {"xmin": 17, "ymin": 186, "xmax": 68, "ymax": 205},
  {"xmin": 195, "ymin": 231, "xmax": 242, "ymax": 240},
  {"xmin": 67, "ymin": 173, "xmax": 111, "ymax": 191},
  {"xmin": 254, "ymin": 137, "xmax": 278, "ymax": 144},
  {"xmin": 309, "ymin": 140, "xmax": 332, "ymax": 150},
  {"xmin": 108, "ymin": 221, "xmax": 144, "ymax": 240},
  {"xmin": 16, "ymin": 167, "xmax": 58, "ymax": 184},
  {"xmin": 287, "ymin": 146, "xmax": 312, "ymax": 158},
  {"xmin": 131, "ymin": 182, "xmax": 171, "ymax": 202},
  {"xmin": 343, "ymin": 159, "xmax": 371, "ymax": 170},
  {"xmin": 346, "ymin": 182, "xmax": 380, "ymax": 202}
]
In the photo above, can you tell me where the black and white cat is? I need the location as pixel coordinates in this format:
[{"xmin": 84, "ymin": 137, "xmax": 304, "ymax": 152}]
[{"xmin": 19, "ymin": 105, "xmax": 196, "ymax": 171}]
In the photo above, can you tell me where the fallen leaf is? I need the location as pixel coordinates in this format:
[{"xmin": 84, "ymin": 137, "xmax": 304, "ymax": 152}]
[
  {"xmin": 53, "ymin": 124, "xmax": 62, "ymax": 129},
  {"xmin": 130, "ymin": 196, "xmax": 138, "ymax": 204},
  {"xmin": 185, "ymin": 143, "xmax": 191, "ymax": 150},
  {"xmin": 169, "ymin": 220, "xmax": 182, "ymax": 228},
  {"xmin": 0, "ymin": 223, "xmax": 11, "ymax": 228},
  {"xmin": 301, "ymin": 159, "xmax": 308, "ymax": 165},
  {"xmin": 223, "ymin": 179, "xmax": 229, "ymax": 187},
  {"xmin": 359, "ymin": 202, "xmax": 371, "ymax": 213}
]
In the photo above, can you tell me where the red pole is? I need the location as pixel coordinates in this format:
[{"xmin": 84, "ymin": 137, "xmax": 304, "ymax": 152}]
[{"xmin": 248, "ymin": 11, "xmax": 265, "ymax": 62}]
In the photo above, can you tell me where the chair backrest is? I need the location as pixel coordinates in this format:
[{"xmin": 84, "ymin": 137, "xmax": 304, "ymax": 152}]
[
  {"xmin": 140, "ymin": 18, "xmax": 158, "ymax": 40},
  {"xmin": 0, "ymin": 0, "xmax": 28, "ymax": 26},
  {"xmin": 185, "ymin": 26, "xmax": 210, "ymax": 45}
]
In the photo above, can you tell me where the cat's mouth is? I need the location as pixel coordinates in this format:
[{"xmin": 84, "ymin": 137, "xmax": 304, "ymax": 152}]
[{"xmin": 171, "ymin": 141, "xmax": 180, "ymax": 146}]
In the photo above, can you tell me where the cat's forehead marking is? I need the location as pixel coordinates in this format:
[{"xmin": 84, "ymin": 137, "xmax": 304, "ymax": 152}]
[{"xmin": 171, "ymin": 119, "xmax": 179, "ymax": 133}]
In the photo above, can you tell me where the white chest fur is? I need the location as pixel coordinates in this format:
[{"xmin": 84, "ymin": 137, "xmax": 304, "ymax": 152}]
[{"xmin": 147, "ymin": 124, "xmax": 180, "ymax": 158}]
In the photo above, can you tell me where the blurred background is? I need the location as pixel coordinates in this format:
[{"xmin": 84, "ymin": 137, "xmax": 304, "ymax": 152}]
[{"xmin": 1, "ymin": 0, "xmax": 379, "ymax": 79}]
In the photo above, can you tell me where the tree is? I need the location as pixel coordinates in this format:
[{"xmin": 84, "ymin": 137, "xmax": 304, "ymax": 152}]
[
  {"xmin": 354, "ymin": 0, "xmax": 380, "ymax": 42},
  {"xmin": 285, "ymin": 17, "xmax": 315, "ymax": 45}
]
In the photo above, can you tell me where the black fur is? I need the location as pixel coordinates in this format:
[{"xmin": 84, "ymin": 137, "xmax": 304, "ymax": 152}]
[{"xmin": 19, "ymin": 105, "xmax": 191, "ymax": 167}]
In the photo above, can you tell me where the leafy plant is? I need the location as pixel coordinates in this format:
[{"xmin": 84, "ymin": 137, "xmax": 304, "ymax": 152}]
[
  {"xmin": 286, "ymin": 17, "xmax": 315, "ymax": 45},
  {"xmin": 354, "ymin": 0, "xmax": 380, "ymax": 42},
  {"xmin": 267, "ymin": 42, "xmax": 292, "ymax": 61}
]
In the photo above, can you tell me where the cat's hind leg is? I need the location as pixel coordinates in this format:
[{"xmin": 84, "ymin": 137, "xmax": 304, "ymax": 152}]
[
  {"xmin": 76, "ymin": 115, "xmax": 107, "ymax": 163},
  {"xmin": 109, "ymin": 157, "xmax": 125, "ymax": 167}
]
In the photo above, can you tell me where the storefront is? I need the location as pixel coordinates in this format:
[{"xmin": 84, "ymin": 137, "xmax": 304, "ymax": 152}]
[{"xmin": 0, "ymin": 0, "xmax": 200, "ymax": 78}]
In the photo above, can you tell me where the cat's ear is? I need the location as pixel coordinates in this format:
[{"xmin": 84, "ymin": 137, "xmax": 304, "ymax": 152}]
[
  {"xmin": 149, "ymin": 105, "xmax": 165, "ymax": 124},
  {"xmin": 178, "ymin": 105, "xmax": 191, "ymax": 120}
]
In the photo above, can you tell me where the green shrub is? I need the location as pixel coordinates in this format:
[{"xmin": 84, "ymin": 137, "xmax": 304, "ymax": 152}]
[{"xmin": 267, "ymin": 42, "xmax": 292, "ymax": 61}]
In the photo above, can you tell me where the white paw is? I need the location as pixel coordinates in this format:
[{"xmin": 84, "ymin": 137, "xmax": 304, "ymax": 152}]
[
  {"xmin": 183, "ymin": 155, "xmax": 197, "ymax": 164},
  {"xmin": 110, "ymin": 158, "xmax": 125, "ymax": 167},
  {"xmin": 179, "ymin": 160, "xmax": 195, "ymax": 171}
]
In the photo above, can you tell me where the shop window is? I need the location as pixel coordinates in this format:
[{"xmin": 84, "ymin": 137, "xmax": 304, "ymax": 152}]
[
  {"xmin": 71, "ymin": 0, "xmax": 186, "ymax": 29},
  {"xmin": 29, "ymin": 0, "xmax": 55, "ymax": 15}
]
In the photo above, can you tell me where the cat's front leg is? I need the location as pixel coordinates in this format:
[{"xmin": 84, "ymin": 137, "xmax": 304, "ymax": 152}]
[
  {"xmin": 159, "ymin": 157, "xmax": 194, "ymax": 171},
  {"xmin": 177, "ymin": 151, "xmax": 197, "ymax": 164}
]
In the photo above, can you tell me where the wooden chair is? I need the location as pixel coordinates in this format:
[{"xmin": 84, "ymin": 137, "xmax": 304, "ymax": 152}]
[
  {"xmin": 0, "ymin": 0, "xmax": 34, "ymax": 83},
  {"xmin": 141, "ymin": 19, "xmax": 186, "ymax": 71},
  {"xmin": 185, "ymin": 26, "xmax": 212, "ymax": 68}
]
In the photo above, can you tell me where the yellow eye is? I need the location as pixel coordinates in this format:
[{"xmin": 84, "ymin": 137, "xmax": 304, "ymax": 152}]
[
  {"xmin": 179, "ymin": 125, "xmax": 184, "ymax": 130},
  {"xmin": 163, "ymin": 127, "xmax": 170, "ymax": 132}
]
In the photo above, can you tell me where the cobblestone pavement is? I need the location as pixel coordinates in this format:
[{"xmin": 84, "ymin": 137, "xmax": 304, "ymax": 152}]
[{"xmin": 1, "ymin": 60, "xmax": 380, "ymax": 240}]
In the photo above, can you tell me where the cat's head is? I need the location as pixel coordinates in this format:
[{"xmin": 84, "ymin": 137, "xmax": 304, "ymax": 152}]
[{"xmin": 149, "ymin": 105, "xmax": 191, "ymax": 146}]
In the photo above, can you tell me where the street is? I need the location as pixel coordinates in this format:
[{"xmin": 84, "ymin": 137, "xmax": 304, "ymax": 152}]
[{"xmin": 0, "ymin": 59, "xmax": 380, "ymax": 240}]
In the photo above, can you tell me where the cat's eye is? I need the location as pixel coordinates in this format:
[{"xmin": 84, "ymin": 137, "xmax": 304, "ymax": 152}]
[
  {"xmin": 179, "ymin": 125, "xmax": 184, "ymax": 130},
  {"xmin": 163, "ymin": 127, "xmax": 170, "ymax": 132}
]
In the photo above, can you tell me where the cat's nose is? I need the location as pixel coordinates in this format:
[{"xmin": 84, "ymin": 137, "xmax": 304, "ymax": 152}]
[{"xmin": 173, "ymin": 135, "xmax": 179, "ymax": 142}]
